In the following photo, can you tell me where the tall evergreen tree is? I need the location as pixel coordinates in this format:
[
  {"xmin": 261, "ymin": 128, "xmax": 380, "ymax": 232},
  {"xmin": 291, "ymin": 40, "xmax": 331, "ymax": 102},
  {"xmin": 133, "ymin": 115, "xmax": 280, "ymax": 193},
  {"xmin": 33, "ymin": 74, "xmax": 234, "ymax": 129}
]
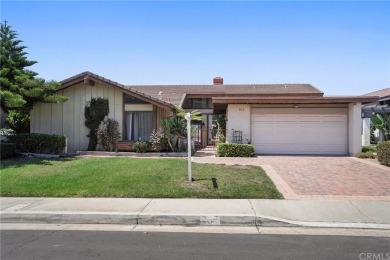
[{"xmin": 0, "ymin": 20, "xmax": 68, "ymax": 131}]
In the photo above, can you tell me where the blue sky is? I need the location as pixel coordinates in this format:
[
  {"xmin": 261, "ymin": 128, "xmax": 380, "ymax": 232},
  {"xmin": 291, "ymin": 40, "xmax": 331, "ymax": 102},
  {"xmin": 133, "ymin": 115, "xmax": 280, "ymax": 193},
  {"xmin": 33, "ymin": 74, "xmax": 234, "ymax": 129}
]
[{"xmin": 2, "ymin": 1, "xmax": 389, "ymax": 95}]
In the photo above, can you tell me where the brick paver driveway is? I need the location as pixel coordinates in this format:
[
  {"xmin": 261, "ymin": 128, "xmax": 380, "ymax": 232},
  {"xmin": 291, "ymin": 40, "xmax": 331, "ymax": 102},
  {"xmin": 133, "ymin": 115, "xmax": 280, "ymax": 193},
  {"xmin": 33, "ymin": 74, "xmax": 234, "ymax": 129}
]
[{"xmin": 192, "ymin": 155, "xmax": 390, "ymax": 200}]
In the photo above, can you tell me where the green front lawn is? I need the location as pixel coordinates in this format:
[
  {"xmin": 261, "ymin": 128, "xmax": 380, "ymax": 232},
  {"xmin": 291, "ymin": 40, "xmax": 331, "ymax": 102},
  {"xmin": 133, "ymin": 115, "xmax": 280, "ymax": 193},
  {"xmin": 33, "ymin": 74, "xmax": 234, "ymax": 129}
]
[{"xmin": 0, "ymin": 157, "xmax": 283, "ymax": 199}]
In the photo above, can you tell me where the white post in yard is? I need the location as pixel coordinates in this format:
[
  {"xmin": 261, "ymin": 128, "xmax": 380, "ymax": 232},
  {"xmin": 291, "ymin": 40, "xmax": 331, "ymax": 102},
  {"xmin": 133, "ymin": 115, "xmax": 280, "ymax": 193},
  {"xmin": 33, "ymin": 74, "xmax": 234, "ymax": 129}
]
[{"xmin": 185, "ymin": 112, "xmax": 192, "ymax": 182}]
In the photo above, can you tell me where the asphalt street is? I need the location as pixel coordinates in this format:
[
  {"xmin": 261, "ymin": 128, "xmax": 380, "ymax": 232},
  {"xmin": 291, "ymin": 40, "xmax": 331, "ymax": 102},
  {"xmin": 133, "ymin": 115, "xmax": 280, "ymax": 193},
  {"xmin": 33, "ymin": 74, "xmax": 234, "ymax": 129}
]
[{"xmin": 1, "ymin": 230, "xmax": 389, "ymax": 260}]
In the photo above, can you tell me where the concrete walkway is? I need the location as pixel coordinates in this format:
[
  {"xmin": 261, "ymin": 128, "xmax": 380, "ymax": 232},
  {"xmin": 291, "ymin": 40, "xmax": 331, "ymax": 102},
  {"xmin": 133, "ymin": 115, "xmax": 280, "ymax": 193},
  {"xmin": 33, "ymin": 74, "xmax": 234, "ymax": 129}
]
[{"xmin": 1, "ymin": 197, "xmax": 389, "ymax": 230}]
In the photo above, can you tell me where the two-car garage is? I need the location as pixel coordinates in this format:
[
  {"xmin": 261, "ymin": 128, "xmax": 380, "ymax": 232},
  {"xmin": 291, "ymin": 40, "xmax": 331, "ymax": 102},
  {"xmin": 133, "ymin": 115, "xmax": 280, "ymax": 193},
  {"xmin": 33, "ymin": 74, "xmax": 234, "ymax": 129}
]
[
  {"xmin": 251, "ymin": 108, "xmax": 348, "ymax": 155},
  {"xmin": 218, "ymin": 96, "xmax": 374, "ymax": 156}
]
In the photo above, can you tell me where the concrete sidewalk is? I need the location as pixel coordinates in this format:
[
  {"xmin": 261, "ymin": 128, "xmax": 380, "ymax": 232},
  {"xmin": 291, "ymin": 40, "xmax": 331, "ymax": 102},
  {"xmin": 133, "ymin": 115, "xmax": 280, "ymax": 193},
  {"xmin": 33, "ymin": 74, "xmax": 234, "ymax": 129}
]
[{"xmin": 1, "ymin": 198, "xmax": 389, "ymax": 229}]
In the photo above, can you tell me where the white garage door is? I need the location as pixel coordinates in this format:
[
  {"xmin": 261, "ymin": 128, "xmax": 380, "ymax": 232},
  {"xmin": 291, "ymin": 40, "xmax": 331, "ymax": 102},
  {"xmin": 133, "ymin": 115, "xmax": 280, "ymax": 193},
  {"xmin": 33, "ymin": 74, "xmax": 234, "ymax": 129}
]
[{"xmin": 251, "ymin": 110, "xmax": 347, "ymax": 155}]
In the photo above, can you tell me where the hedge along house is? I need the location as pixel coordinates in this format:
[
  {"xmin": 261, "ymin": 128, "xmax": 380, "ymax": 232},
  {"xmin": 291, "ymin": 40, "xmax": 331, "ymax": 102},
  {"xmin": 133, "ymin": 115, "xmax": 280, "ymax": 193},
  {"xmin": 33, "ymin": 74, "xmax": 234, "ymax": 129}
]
[{"xmin": 31, "ymin": 71, "xmax": 378, "ymax": 155}]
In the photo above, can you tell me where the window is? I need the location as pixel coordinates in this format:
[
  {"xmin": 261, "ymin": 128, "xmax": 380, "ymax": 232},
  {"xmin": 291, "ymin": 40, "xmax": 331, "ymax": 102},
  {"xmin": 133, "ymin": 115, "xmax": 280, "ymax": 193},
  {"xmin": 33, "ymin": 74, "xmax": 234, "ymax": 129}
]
[
  {"xmin": 192, "ymin": 98, "xmax": 211, "ymax": 109},
  {"xmin": 124, "ymin": 94, "xmax": 148, "ymax": 104},
  {"xmin": 124, "ymin": 112, "xmax": 154, "ymax": 141},
  {"xmin": 207, "ymin": 98, "xmax": 212, "ymax": 108},
  {"xmin": 192, "ymin": 99, "xmax": 203, "ymax": 109},
  {"xmin": 182, "ymin": 98, "xmax": 212, "ymax": 109}
]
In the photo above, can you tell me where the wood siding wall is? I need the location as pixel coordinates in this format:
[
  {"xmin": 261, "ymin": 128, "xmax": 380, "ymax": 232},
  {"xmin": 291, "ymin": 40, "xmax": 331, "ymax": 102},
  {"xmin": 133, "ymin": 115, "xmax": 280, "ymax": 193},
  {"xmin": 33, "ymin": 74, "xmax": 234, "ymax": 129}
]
[
  {"xmin": 31, "ymin": 82, "xmax": 173, "ymax": 152},
  {"xmin": 31, "ymin": 82, "xmax": 124, "ymax": 152},
  {"xmin": 155, "ymin": 106, "xmax": 174, "ymax": 130}
]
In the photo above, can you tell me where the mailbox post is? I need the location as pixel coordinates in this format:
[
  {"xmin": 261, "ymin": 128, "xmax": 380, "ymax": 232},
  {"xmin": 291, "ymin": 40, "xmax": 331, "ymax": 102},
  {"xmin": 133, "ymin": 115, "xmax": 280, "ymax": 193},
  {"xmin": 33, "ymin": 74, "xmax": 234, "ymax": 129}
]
[{"xmin": 185, "ymin": 112, "xmax": 192, "ymax": 182}]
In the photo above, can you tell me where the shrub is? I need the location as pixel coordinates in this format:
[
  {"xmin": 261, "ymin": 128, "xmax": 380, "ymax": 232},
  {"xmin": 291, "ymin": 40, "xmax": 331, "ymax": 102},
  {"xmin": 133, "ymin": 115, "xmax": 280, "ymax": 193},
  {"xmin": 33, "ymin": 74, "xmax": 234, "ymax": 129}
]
[
  {"xmin": 133, "ymin": 141, "xmax": 150, "ymax": 153},
  {"xmin": 97, "ymin": 118, "xmax": 121, "ymax": 152},
  {"xmin": 355, "ymin": 151, "xmax": 375, "ymax": 159},
  {"xmin": 8, "ymin": 133, "xmax": 66, "ymax": 154},
  {"xmin": 5, "ymin": 110, "xmax": 30, "ymax": 133},
  {"xmin": 149, "ymin": 129, "xmax": 168, "ymax": 152},
  {"xmin": 377, "ymin": 141, "xmax": 390, "ymax": 167},
  {"xmin": 370, "ymin": 124, "xmax": 376, "ymax": 144},
  {"xmin": 0, "ymin": 142, "xmax": 16, "ymax": 159},
  {"xmin": 216, "ymin": 143, "xmax": 255, "ymax": 157},
  {"xmin": 0, "ymin": 128, "xmax": 15, "ymax": 136},
  {"xmin": 362, "ymin": 145, "xmax": 376, "ymax": 153}
]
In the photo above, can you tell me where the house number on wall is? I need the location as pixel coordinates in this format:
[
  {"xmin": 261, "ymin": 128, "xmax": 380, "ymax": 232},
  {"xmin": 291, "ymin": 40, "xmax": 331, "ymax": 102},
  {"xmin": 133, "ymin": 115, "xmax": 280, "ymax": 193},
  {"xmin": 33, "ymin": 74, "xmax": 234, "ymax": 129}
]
[{"xmin": 239, "ymin": 108, "xmax": 245, "ymax": 111}]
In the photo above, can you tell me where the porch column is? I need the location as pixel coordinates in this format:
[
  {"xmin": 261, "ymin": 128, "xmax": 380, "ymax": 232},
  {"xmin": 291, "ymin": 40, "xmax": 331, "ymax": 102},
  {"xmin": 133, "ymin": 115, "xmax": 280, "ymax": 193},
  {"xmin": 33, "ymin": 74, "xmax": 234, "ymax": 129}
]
[
  {"xmin": 361, "ymin": 117, "xmax": 371, "ymax": 146},
  {"xmin": 349, "ymin": 103, "xmax": 362, "ymax": 155}
]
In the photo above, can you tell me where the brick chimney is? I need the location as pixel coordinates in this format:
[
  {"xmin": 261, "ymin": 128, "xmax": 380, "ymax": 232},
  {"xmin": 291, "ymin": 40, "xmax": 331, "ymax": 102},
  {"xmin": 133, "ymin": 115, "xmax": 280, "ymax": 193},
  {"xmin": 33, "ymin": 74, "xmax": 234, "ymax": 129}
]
[{"xmin": 213, "ymin": 77, "xmax": 223, "ymax": 85}]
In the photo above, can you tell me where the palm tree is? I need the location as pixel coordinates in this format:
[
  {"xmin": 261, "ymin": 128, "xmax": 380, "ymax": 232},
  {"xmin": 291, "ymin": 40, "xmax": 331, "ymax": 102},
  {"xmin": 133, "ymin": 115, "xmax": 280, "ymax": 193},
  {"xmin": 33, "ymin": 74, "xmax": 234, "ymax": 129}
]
[
  {"xmin": 170, "ymin": 116, "xmax": 186, "ymax": 151},
  {"xmin": 174, "ymin": 106, "xmax": 203, "ymax": 121},
  {"xmin": 160, "ymin": 106, "xmax": 203, "ymax": 152},
  {"xmin": 160, "ymin": 118, "xmax": 174, "ymax": 151},
  {"xmin": 371, "ymin": 112, "xmax": 390, "ymax": 141}
]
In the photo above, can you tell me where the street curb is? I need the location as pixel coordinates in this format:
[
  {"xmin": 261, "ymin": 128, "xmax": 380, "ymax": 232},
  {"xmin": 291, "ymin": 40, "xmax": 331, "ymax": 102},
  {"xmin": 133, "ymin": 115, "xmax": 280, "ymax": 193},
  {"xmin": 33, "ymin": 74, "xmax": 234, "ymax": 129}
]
[
  {"xmin": 2, "ymin": 212, "xmax": 390, "ymax": 230},
  {"xmin": 0, "ymin": 213, "xmax": 138, "ymax": 225},
  {"xmin": 256, "ymin": 217, "xmax": 297, "ymax": 227},
  {"xmin": 138, "ymin": 214, "xmax": 257, "ymax": 226}
]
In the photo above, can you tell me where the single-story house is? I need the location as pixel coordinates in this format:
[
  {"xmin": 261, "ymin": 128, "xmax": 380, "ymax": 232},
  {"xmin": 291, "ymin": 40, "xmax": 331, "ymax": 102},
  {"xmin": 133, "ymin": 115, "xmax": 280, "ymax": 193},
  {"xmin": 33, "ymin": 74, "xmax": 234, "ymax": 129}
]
[
  {"xmin": 361, "ymin": 88, "xmax": 390, "ymax": 145},
  {"xmin": 31, "ymin": 71, "xmax": 378, "ymax": 155}
]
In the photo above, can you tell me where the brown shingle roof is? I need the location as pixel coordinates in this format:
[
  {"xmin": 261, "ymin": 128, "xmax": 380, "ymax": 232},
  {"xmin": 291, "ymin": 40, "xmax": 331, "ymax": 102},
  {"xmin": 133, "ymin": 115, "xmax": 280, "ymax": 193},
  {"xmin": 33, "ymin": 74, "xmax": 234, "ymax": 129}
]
[
  {"xmin": 129, "ymin": 84, "xmax": 323, "ymax": 106},
  {"xmin": 58, "ymin": 71, "xmax": 325, "ymax": 107},
  {"xmin": 363, "ymin": 88, "xmax": 390, "ymax": 98}
]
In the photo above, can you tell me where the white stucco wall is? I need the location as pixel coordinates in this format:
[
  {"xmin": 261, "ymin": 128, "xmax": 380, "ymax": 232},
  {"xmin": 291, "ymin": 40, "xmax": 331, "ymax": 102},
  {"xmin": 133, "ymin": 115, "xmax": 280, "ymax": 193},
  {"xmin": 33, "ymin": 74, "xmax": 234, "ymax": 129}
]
[
  {"xmin": 348, "ymin": 103, "xmax": 362, "ymax": 155},
  {"xmin": 226, "ymin": 104, "xmax": 251, "ymax": 143}
]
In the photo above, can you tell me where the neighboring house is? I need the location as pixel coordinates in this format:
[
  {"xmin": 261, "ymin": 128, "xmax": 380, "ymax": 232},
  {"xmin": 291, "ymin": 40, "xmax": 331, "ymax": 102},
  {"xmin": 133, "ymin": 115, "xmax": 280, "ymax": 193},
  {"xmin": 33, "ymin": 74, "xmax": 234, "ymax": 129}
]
[
  {"xmin": 31, "ymin": 71, "xmax": 377, "ymax": 155},
  {"xmin": 361, "ymin": 88, "xmax": 390, "ymax": 145}
]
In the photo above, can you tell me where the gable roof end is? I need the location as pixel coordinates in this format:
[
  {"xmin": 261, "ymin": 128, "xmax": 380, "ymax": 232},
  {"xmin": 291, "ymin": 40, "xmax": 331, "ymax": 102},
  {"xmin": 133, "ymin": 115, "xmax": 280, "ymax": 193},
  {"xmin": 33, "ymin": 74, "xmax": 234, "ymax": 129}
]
[{"xmin": 57, "ymin": 71, "xmax": 174, "ymax": 110}]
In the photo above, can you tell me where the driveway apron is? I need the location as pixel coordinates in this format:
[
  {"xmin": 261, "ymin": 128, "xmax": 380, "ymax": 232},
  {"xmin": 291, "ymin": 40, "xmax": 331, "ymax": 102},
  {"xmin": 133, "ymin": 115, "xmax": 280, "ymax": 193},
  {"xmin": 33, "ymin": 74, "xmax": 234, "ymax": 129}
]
[{"xmin": 192, "ymin": 155, "xmax": 390, "ymax": 200}]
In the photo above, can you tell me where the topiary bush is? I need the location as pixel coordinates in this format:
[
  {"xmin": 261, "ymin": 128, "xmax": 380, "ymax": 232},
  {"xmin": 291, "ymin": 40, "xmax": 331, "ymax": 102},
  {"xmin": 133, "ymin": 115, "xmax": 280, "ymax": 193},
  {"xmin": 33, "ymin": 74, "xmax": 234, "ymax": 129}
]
[
  {"xmin": 0, "ymin": 142, "xmax": 16, "ymax": 159},
  {"xmin": 8, "ymin": 133, "xmax": 66, "ymax": 154},
  {"xmin": 216, "ymin": 143, "xmax": 255, "ymax": 157},
  {"xmin": 85, "ymin": 97, "xmax": 109, "ymax": 151},
  {"xmin": 133, "ymin": 141, "xmax": 150, "ymax": 153},
  {"xmin": 377, "ymin": 141, "xmax": 390, "ymax": 167}
]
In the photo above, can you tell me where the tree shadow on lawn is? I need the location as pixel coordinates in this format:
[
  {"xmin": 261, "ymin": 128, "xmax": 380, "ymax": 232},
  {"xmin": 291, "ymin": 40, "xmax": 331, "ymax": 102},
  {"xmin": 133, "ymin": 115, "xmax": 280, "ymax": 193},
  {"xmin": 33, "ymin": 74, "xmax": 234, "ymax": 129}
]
[{"xmin": 0, "ymin": 156, "xmax": 78, "ymax": 170}]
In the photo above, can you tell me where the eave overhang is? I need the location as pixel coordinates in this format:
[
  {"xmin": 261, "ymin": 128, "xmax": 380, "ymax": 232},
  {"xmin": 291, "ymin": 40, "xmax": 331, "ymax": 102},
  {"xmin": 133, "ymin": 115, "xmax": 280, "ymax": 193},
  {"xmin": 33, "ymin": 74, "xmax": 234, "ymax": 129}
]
[{"xmin": 212, "ymin": 96, "xmax": 379, "ymax": 113}]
